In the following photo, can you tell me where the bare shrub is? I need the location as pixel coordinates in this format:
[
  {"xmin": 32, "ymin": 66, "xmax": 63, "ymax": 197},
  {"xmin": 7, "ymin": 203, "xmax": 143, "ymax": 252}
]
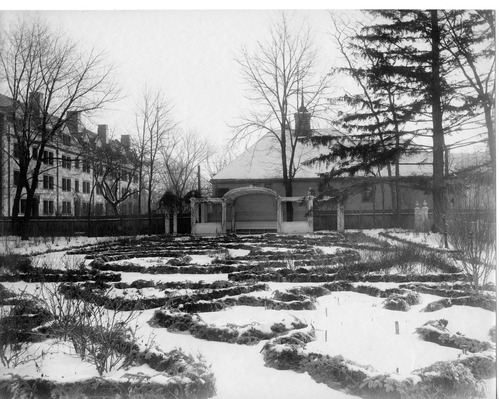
[
  {"xmin": 0, "ymin": 289, "xmax": 50, "ymax": 368},
  {"xmin": 39, "ymin": 283, "xmax": 149, "ymax": 376},
  {"xmin": 446, "ymin": 171, "xmax": 496, "ymax": 290}
]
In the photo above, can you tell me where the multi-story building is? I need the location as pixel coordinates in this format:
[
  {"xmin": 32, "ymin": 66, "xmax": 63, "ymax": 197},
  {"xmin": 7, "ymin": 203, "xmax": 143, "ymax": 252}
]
[{"xmin": 0, "ymin": 93, "xmax": 139, "ymax": 218}]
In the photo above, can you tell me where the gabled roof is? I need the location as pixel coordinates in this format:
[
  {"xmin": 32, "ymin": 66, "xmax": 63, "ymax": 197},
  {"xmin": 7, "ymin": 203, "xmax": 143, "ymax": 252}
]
[
  {"xmin": 212, "ymin": 130, "xmax": 435, "ymax": 181},
  {"xmin": 0, "ymin": 93, "xmax": 13, "ymax": 108}
]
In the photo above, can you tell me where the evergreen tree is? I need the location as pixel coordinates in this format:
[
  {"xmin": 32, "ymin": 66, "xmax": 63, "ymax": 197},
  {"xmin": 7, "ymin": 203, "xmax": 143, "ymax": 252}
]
[{"xmin": 308, "ymin": 10, "xmax": 479, "ymax": 231}]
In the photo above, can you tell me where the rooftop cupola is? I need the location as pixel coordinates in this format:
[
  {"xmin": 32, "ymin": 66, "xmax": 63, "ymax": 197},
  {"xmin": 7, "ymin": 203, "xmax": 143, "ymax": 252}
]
[{"xmin": 294, "ymin": 91, "xmax": 311, "ymax": 137}]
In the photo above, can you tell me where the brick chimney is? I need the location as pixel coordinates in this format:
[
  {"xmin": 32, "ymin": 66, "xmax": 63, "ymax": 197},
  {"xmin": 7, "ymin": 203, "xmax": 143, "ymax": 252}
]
[
  {"xmin": 97, "ymin": 124, "xmax": 108, "ymax": 144},
  {"xmin": 66, "ymin": 111, "xmax": 81, "ymax": 134},
  {"xmin": 121, "ymin": 134, "xmax": 131, "ymax": 148},
  {"xmin": 29, "ymin": 92, "xmax": 44, "ymax": 126}
]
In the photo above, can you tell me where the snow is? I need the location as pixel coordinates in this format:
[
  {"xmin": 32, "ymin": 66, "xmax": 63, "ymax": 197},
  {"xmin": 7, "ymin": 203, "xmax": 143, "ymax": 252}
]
[
  {"xmin": 198, "ymin": 306, "xmax": 306, "ymax": 334},
  {"xmin": 109, "ymin": 257, "xmax": 175, "ymax": 267},
  {"xmin": 0, "ymin": 235, "xmax": 119, "ymax": 256},
  {"xmin": 119, "ymin": 273, "xmax": 229, "ymax": 285},
  {"xmin": 314, "ymin": 245, "xmax": 344, "ymax": 255},
  {"xmin": 260, "ymin": 246, "xmax": 293, "ymax": 253},
  {"xmin": 227, "ymin": 248, "xmax": 251, "ymax": 258},
  {"xmin": 1, "ymin": 232, "xmax": 496, "ymax": 399},
  {"xmin": 362, "ymin": 228, "xmax": 451, "ymax": 250}
]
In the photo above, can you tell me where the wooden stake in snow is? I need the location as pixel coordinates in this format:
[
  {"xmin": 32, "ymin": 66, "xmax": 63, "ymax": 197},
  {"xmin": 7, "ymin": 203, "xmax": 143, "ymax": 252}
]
[
  {"xmin": 395, "ymin": 321, "xmax": 400, "ymax": 335},
  {"xmin": 326, "ymin": 307, "xmax": 328, "ymax": 317},
  {"xmin": 325, "ymin": 330, "xmax": 328, "ymax": 342}
]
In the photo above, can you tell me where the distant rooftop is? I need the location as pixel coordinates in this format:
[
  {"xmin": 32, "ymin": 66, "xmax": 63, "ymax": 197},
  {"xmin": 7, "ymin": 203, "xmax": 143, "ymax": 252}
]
[{"xmin": 213, "ymin": 131, "xmax": 486, "ymax": 181}]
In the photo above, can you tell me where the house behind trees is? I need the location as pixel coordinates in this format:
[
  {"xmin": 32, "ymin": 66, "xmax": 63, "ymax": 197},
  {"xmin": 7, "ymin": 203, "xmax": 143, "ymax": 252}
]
[
  {"xmin": 210, "ymin": 107, "xmax": 477, "ymax": 233},
  {"xmin": 0, "ymin": 93, "xmax": 139, "ymax": 219}
]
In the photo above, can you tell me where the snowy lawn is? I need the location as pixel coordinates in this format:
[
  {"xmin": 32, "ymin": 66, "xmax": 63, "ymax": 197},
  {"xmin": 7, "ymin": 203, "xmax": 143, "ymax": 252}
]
[{"xmin": 0, "ymin": 231, "xmax": 496, "ymax": 399}]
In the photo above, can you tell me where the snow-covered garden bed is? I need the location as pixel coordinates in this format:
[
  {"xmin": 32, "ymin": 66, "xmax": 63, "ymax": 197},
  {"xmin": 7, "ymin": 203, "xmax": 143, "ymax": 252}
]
[{"xmin": 0, "ymin": 231, "xmax": 495, "ymax": 398}]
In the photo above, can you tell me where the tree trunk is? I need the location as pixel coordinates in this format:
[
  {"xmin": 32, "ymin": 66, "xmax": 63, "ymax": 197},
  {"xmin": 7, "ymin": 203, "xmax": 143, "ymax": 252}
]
[
  {"xmin": 21, "ymin": 188, "xmax": 37, "ymax": 240},
  {"xmin": 430, "ymin": 10, "xmax": 446, "ymax": 232},
  {"xmin": 284, "ymin": 179, "xmax": 293, "ymax": 222}
]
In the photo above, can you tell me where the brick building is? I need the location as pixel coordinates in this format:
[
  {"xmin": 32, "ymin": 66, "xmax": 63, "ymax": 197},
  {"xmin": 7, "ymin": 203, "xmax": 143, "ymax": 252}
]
[{"xmin": 0, "ymin": 93, "xmax": 139, "ymax": 219}]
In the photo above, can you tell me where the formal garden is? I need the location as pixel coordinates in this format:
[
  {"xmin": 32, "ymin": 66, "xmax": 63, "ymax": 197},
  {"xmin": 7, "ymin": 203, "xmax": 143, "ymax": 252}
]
[{"xmin": 0, "ymin": 230, "xmax": 495, "ymax": 398}]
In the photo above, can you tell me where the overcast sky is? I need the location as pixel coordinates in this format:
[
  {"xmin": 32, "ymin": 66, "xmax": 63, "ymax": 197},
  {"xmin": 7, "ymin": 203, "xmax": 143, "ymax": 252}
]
[
  {"xmin": 1, "ymin": 5, "xmax": 492, "ymax": 153},
  {"xmin": 0, "ymin": 9, "xmax": 342, "ymax": 148}
]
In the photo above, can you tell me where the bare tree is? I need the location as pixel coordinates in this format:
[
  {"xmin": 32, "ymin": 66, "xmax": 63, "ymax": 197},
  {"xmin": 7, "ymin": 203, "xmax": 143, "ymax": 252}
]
[
  {"xmin": 91, "ymin": 141, "xmax": 140, "ymax": 216},
  {"xmin": 442, "ymin": 10, "xmax": 496, "ymax": 174},
  {"xmin": 0, "ymin": 17, "xmax": 118, "ymax": 239},
  {"xmin": 233, "ymin": 13, "xmax": 330, "ymax": 221},
  {"xmin": 446, "ymin": 168, "xmax": 495, "ymax": 291},
  {"xmin": 134, "ymin": 88, "xmax": 175, "ymax": 233},
  {"xmin": 160, "ymin": 129, "xmax": 214, "ymax": 199}
]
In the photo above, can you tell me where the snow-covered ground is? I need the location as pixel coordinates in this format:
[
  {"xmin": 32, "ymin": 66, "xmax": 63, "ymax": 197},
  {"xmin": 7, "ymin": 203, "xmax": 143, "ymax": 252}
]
[
  {"xmin": 0, "ymin": 231, "xmax": 496, "ymax": 399},
  {"xmin": 362, "ymin": 228, "xmax": 450, "ymax": 249}
]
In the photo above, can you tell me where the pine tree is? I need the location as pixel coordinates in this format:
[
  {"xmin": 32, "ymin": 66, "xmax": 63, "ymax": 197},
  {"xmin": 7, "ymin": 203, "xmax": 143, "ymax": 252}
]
[{"xmin": 308, "ymin": 10, "xmax": 477, "ymax": 231}]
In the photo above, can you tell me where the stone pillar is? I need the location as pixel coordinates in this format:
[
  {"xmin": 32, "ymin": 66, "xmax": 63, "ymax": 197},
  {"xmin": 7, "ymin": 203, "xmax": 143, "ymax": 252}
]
[
  {"xmin": 173, "ymin": 210, "xmax": 178, "ymax": 235},
  {"xmin": 337, "ymin": 202, "xmax": 345, "ymax": 233},
  {"xmin": 421, "ymin": 200, "xmax": 429, "ymax": 232}
]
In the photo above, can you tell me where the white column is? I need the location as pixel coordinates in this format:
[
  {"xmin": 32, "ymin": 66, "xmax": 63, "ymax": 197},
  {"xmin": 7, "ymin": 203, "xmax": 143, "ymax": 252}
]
[
  {"xmin": 276, "ymin": 197, "xmax": 283, "ymax": 233},
  {"xmin": 221, "ymin": 201, "xmax": 227, "ymax": 235},
  {"xmin": 231, "ymin": 203, "xmax": 236, "ymax": 233}
]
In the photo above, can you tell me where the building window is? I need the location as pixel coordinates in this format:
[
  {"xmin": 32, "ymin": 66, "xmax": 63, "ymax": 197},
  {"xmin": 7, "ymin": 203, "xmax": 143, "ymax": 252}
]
[
  {"xmin": 62, "ymin": 155, "xmax": 72, "ymax": 170},
  {"xmin": 62, "ymin": 134, "xmax": 71, "ymax": 146},
  {"xmin": 361, "ymin": 186, "xmax": 375, "ymax": 203},
  {"xmin": 83, "ymin": 181, "xmax": 91, "ymax": 194},
  {"xmin": 43, "ymin": 200, "xmax": 54, "ymax": 215},
  {"xmin": 82, "ymin": 159, "xmax": 91, "ymax": 173},
  {"xmin": 62, "ymin": 178, "xmax": 71, "ymax": 192},
  {"xmin": 96, "ymin": 184, "xmax": 103, "ymax": 195},
  {"xmin": 74, "ymin": 180, "xmax": 79, "ymax": 193},
  {"xmin": 43, "ymin": 175, "xmax": 54, "ymax": 190},
  {"xmin": 13, "ymin": 170, "xmax": 20, "ymax": 186},
  {"xmin": 43, "ymin": 151, "xmax": 54, "ymax": 165},
  {"xmin": 62, "ymin": 201, "xmax": 72, "ymax": 215},
  {"xmin": 74, "ymin": 158, "xmax": 80, "ymax": 169},
  {"xmin": 82, "ymin": 202, "xmax": 89, "ymax": 215}
]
